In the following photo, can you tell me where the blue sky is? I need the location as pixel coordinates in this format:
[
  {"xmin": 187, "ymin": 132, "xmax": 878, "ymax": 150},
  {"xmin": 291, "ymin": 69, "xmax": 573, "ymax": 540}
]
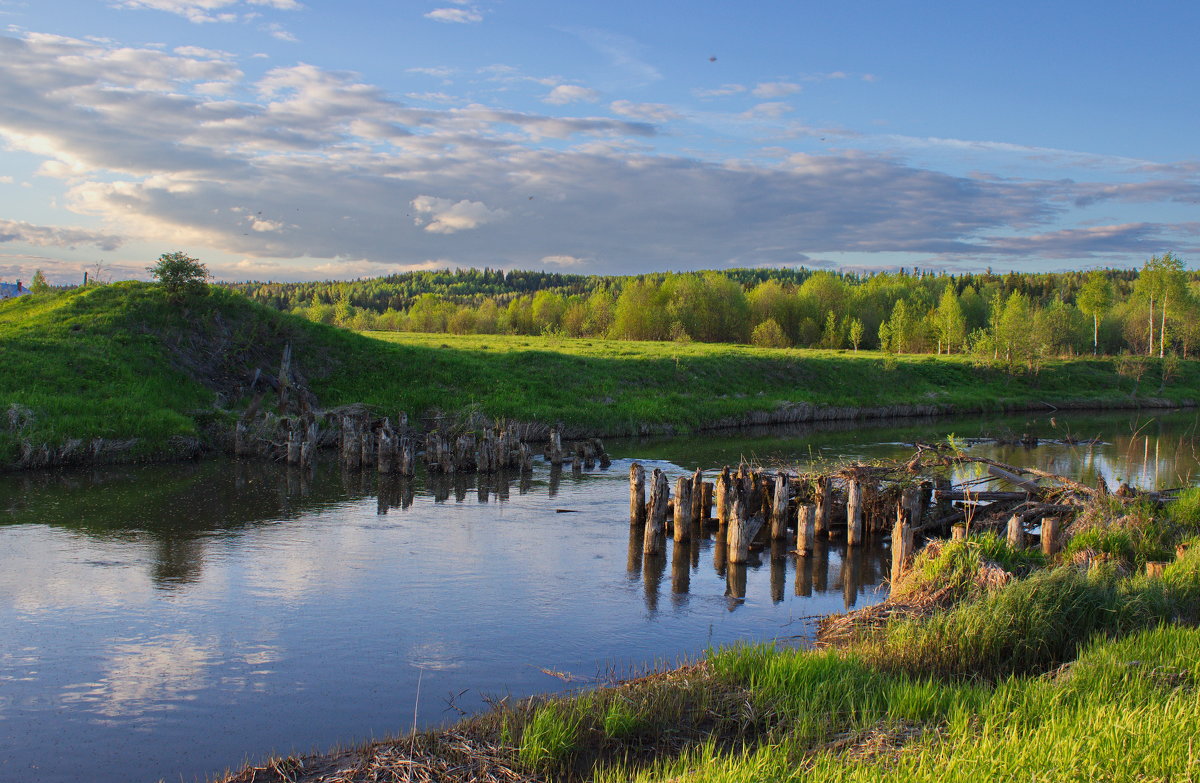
[{"xmin": 0, "ymin": 0, "xmax": 1197, "ymax": 284}]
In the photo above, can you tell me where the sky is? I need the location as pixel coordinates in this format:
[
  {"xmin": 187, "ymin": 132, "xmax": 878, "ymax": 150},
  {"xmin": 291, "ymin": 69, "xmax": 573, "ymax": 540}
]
[{"xmin": 0, "ymin": 0, "xmax": 1197, "ymax": 285}]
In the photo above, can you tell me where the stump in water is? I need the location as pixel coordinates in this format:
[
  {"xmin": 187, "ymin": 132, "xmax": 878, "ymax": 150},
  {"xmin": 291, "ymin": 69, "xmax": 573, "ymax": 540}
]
[
  {"xmin": 287, "ymin": 429, "xmax": 301, "ymax": 465},
  {"xmin": 890, "ymin": 515, "xmax": 915, "ymax": 584},
  {"xmin": 771, "ymin": 471, "xmax": 790, "ymax": 540},
  {"xmin": 1007, "ymin": 514, "xmax": 1024, "ymax": 549},
  {"xmin": 630, "ymin": 463, "xmax": 646, "ymax": 527},
  {"xmin": 548, "ymin": 427, "xmax": 564, "ymax": 466},
  {"xmin": 715, "ymin": 467, "xmax": 731, "ymax": 527},
  {"xmin": 815, "ymin": 475, "xmax": 831, "ymax": 536},
  {"xmin": 673, "ymin": 476, "xmax": 693, "ymax": 542},
  {"xmin": 376, "ymin": 428, "xmax": 393, "ymax": 473},
  {"xmin": 796, "ymin": 503, "xmax": 815, "ymax": 555},
  {"xmin": 1041, "ymin": 516, "xmax": 1060, "ymax": 556},
  {"xmin": 644, "ymin": 468, "xmax": 669, "ymax": 555},
  {"xmin": 846, "ymin": 479, "xmax": 864, "ymax": 546},
  {"xmin": 702, "ymin": 481, "xmax": 714, "ymax": 522},
  {"xmin": 690, "ymin": 468, "xmax": 705, "ymax": 523},
  {"xmin": 360, "ymin": 427, "xmax": 375, "ymax": 468},
  {"xmin": 341, "ymin": 417, "xmax": 361, "ymax": 469},
  {"xmin": 728, "ymin": 495, "xmax": 749, "ymax": 564}
]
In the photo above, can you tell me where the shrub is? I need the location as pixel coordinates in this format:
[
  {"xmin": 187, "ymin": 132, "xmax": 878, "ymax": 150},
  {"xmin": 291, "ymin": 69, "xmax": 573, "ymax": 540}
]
[{"xmin": 147, "ymin": 251, "xmax": 210, "ymax": 300}]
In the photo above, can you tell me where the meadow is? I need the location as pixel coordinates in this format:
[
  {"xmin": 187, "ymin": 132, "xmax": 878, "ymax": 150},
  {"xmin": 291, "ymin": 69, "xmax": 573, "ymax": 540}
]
[{"xmin": 2, "ymin": 284, "xmax": 1199, "ymax": 468}]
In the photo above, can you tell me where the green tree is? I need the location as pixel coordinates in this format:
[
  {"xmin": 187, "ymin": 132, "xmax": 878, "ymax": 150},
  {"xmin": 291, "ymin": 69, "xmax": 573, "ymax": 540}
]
[
  {"xmin": 847, "ymin": 317, "xmax": 864, "ymax": 352},
  {"xmin": 1077, "ymin": 271, "xmax": 1113, "ymax": 355},
  {"xmin": 30, "ymin": 270, "xmax": 50, "ymax": 292},
  {"xmin": 751, "ymin": 318, "xmax": 790, "ymax": 348},
  {"xmin": 147, "ymin": 251, "xmax": 210, "ymax": 300},
  {"xmin": 933, "ymin": 283, "xmax": 966, "ymax": 354}
]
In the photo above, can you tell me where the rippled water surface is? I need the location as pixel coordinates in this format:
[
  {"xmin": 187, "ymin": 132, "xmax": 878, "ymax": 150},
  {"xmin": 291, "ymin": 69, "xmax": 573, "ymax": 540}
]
[{"xmin": 1, "ymin": 408, "xmax": 1196, "ymax": 782}]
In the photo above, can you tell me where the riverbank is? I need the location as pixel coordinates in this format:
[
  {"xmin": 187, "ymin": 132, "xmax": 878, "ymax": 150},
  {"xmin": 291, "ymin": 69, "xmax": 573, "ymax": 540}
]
[
  {"xmin": 3, "ymin": 285, "xmax": 1199, "ymax": 470},
  {"xmin": 219, "ymin": 487, "xmax": 1200, "ymax": 783}
]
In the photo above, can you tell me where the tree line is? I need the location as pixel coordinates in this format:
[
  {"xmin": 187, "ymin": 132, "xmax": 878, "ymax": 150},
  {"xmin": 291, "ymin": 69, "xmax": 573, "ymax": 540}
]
[{"xmin": 227, "ymin": 256, "xmax": 1198, "ymax": 364}]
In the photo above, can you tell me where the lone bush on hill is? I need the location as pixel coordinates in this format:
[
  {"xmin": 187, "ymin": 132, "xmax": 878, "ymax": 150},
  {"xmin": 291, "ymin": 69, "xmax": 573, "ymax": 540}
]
[{"xmin": 148, "ymin": 251, "xmax": 210, "ymax": 300}]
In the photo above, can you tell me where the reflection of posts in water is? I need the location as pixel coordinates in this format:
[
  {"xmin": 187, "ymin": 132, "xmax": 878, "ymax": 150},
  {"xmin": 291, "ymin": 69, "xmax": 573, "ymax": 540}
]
[
  {"xmin": 477, "ymin": 473, "xmax": 489, "ymax": 504},
  {"xmin": 400, "ymin": 477, "xmax": 415, "ymax": 509},
  {"xmin": 626, "ymin": 525, "xmax": 643, "ymax": 577},
  {"xmin": 151, "ymin": 535, "xmax": 206, "ymax": 590},
  {"xmin": 713, "ymin": 522, "xmax": 728, "ymax": 578},
  {"xmin": 548, "ymin": 463, "xmax": 562, "ymax": 497},
  {"xmin": 496, "ymin": 471, "xmax": 510, "ymax": 502},
  {"xmin": 519, "ymin": 470, "xmax": 532, "ymax": 495},
  {"xmin": 726, "ymin": 562, "xmax": 747, "ymax": 604},
  {"xmin": 286, "ymin": 465, "xmax": 300, "ymax": 497},
  {"xmin": 813, "ymin": 539, "xmax": 829, "ymax": 592},
  {"xmin": 453, "ymin": 473, "xmax": 469, "ymax": 503},
  {"xmin": 690, "ymin": 524, "xmax": 702, "ymax": 568},
  {"xmin": 671, "ymin": 539, "xmax": 691, "ymax": 595},
  {"xmin": 769, "ymin": 541, "xmax": 786, "ymax": 603},
  {"xmin": 643, "ymin": 552, "xmax": 666, "ymax": 612},
  {"xmin": 795, "ymin": 551, "xmax": 813, "ymax": 597},
  {"xmin": 429, "ymin": 473, "xmax": 451, "ymax": 503},
  {"xmin": 842, "ymin": 547, "xmax": 861, "ymax": 609},
  {"xmin": 377, "ymin": 478, "xmax": 389, "ymax": 515}
]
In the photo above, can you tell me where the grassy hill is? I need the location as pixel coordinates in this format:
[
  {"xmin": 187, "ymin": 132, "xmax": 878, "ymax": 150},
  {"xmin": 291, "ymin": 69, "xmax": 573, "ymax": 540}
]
[{"xmin": 2, "ymin": 283, "xmax": 1198, "ymax": 469}]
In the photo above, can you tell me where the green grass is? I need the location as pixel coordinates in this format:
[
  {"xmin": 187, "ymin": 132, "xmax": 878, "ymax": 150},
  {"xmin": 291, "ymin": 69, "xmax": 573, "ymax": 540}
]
[{"xmin": 5, "ymin": 285, "xmax": 1200, "ymax": 469}]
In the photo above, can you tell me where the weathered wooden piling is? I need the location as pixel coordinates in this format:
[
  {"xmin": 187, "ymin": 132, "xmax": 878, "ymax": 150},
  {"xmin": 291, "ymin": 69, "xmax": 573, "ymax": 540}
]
[
  {"xmin": 771, "ymin": 471, "xmax": 790, "ymax": 540},
  {"xmin": 1146, "ymin": 561, "xmax": 1167, "ymax": 578},
  {"xmin": 673, "ymin": 475, "xmax": 693, "ymax": 542},
  {"xmin": 644, "ymin": 468, "xmax": 669, "ymax": 555},
  {"xmin": 690, "ymin": 468, "xmax": 704, "ymax": 523},
  {"xmin": 1007, "ymin": 514, "xmax": 1024, "ymax": 549},
  {"xmin": 548, "ymin": 427, "xmax": 564, "ymax": 466},
  {"xmin": 702, "ymin": 481, "xmax": 714, "ymax": 521},
  {"xmin": 846, "ymin": 479, "xmax": 864, "ymax": 546},
  {"xmin": 376, "ymin": 428, "xmax": 393, "ymax": 473},
  {"xmin": 341, "ymin": 417, "xmax": 361, "ymax": 469},
  {"xmin": 1041, "ymin": 516, "xmax": 1059, "ymax": 556},
  {"xmin": 630, "ymin": 463, "xmax": 646, "ymax": 527},
  {"xmin": 815, "ymin": 475, "xmax": 832, "ymax": 536},
  {"xmin": 727, "ymin": 495, "xmax": 749, "ymax": 564},
  {"xmin": 715, "ymin": 467, "xmax": 731, "ymax": 527},
  {"xmin": 796, "ymin": 503, "xmax": 815, "ymax": 555},
  {"xmin": 951, "ymin": 522, "xmax": 967, "ymax": 541},
  {"xmin": 287, "ymin": 429, "xmax": 301, "ymax": 465},
  {"xmin": 890, "ymin": 512, "xmax": 915, "ymax": 584}
]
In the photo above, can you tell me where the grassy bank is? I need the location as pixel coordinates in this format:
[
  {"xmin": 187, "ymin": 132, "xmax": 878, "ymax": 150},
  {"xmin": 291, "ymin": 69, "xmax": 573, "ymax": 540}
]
[
  {"xmin": 3, "ymin": 284, "xmax": 1200, "ymax": 469},
  {"xmin": 222, "ymin": 492, "xmax": 1200, "ymax": 783}
]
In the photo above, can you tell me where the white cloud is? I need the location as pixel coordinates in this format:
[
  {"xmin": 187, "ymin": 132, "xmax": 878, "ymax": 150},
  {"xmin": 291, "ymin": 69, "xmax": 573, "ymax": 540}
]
[
  {"xmin": 694, "ymin": 83, "xmax": 746, "ymax": 98},
  {"xmin": 111, "ymin": 0, "xmax": 301, "ymax": 24},
  {"xmin": 0, "ymin": 175, "xmax": 12, "ymax": 184},
  {"xmin": 411, "ymin": 196, "xmax": 506, "ymax": 234},
  {"xmin": 742, "ymin": 102, "xmax": 794, "ymax": 119},
  {"xmin": 425, "ymin": 6, "xmax": 482, "ymax": 23},
  {"xmin": 541, "ymin": 254, "xmax": 586, "ymax": 267},
  {"xmin": 609, "ymin": 100, "xmax": 679, "ymax": 123},
  {"xmin": 543, "ymin": 85, "xmax": 600, "ymax": 105},
  {"xmin": 752, "ymin": 81, "xmax": 801, "ymax": 98},
  {"xmin": 263, "ymin": 22, "xmax": 297, "ymax": 41}
]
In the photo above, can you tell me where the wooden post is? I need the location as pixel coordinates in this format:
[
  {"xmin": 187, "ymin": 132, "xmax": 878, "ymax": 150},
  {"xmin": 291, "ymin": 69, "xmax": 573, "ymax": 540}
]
[
  {"xmin": 846, "ymin": 479, "xmax": 864, "ymax": 546},
  {"xmin": 1007, "ymin": 514, "xmax": 1024, "ymax": 549},
  {"xmin": 815, "ymin": 475, "xmax": 832, "ymax": 536},
  {"xmin": 796, "ymin": 503, "xmax": 815, "ymax": 555},
  {"xmin": 376, "ymin": 428, "xmax": 393, "ymax": 473},
  {"xmin": 399, "ymin": 437, "xmax": 415, "ymax": 476},
  {"xmin": 360, "ymin": 427, "xmax": 374, "ymax": 468},
  {"xmin": 630, "ymin": 462, "xmax": 646, "ymax": 527},
  {"xmin": 771, "ymin": 471, "xmax": 790, "ymax": 540},
  {"xmin": 1041, "ymin": 516, "xmax": 1060, "ymax": 557},
  {"xmin": 702, "ymin": 481, "xmax": 714, "ymax": 522},
  {"xmin": 890, "ymin": 516, "xmax": 915, "ymax": 585},
  {"xmin": 951, "ymin": 523, "xmax": 967, "ymax": 541},
  {"xmin": 690, "ymin": 468, "xmax": 704, "ymax": 523},
  {"xmin": 900, "ymin": 485, "xmax": 919, "ymax": 530},
  {"xmin": 549, "ymin": 427, "xmax": 564, "ymax": 466},
  {"xmin": 644, "ymin": 468, "xmax": 668, "ymax": 555},
  {"xmin": 715, "ymin": 467, "xmax": 731, "ymax": 527},
  {"xmin": 727, "ymin": 495, "xmax": 749, "ymax": 564},
  {"xmin": 287, "ymin": 429, "xmax": 301, "ymax": 465},
  {"xmin": 673, "ymin": 475, "xmax": 693, "ymax": 542},
  {"xmin": 1146, "ymin": 561, "xmax": 1167, "ymax": 578},
  {"xmin": 300, "ymin": 439, "xmax": 313, "ymax": 468}
]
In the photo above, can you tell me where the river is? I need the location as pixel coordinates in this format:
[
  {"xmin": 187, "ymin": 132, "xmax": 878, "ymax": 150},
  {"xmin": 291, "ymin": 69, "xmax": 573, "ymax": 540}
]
[{"xmin": 1, "ymin": 408, "xmax": 1196, "ymax": 782}]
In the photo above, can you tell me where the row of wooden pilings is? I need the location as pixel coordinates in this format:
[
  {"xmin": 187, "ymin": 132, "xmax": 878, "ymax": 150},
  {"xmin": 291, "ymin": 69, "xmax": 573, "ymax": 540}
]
[{"xmin": 628, "ymin": 463, "xmax": 960, "ymax": 585}]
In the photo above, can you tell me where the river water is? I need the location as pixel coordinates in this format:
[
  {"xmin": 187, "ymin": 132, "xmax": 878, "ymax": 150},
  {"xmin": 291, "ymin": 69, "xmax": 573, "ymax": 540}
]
[{"xmin": 1, "ymin": 408, "xmax": 1196, "ymax": 783}]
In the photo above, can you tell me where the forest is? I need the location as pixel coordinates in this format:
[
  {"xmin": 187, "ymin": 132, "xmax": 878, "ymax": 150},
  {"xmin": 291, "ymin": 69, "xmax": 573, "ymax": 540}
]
[{"xmin": 227, "ymin": 254, "xmax": 1197, "ymax": 366}]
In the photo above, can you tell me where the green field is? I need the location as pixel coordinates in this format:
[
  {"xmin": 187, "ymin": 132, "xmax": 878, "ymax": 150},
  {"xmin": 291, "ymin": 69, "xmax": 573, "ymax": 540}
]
[{"xmin": 3, "ymin": 284, "xmax": 1199, "ymax": 469}]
